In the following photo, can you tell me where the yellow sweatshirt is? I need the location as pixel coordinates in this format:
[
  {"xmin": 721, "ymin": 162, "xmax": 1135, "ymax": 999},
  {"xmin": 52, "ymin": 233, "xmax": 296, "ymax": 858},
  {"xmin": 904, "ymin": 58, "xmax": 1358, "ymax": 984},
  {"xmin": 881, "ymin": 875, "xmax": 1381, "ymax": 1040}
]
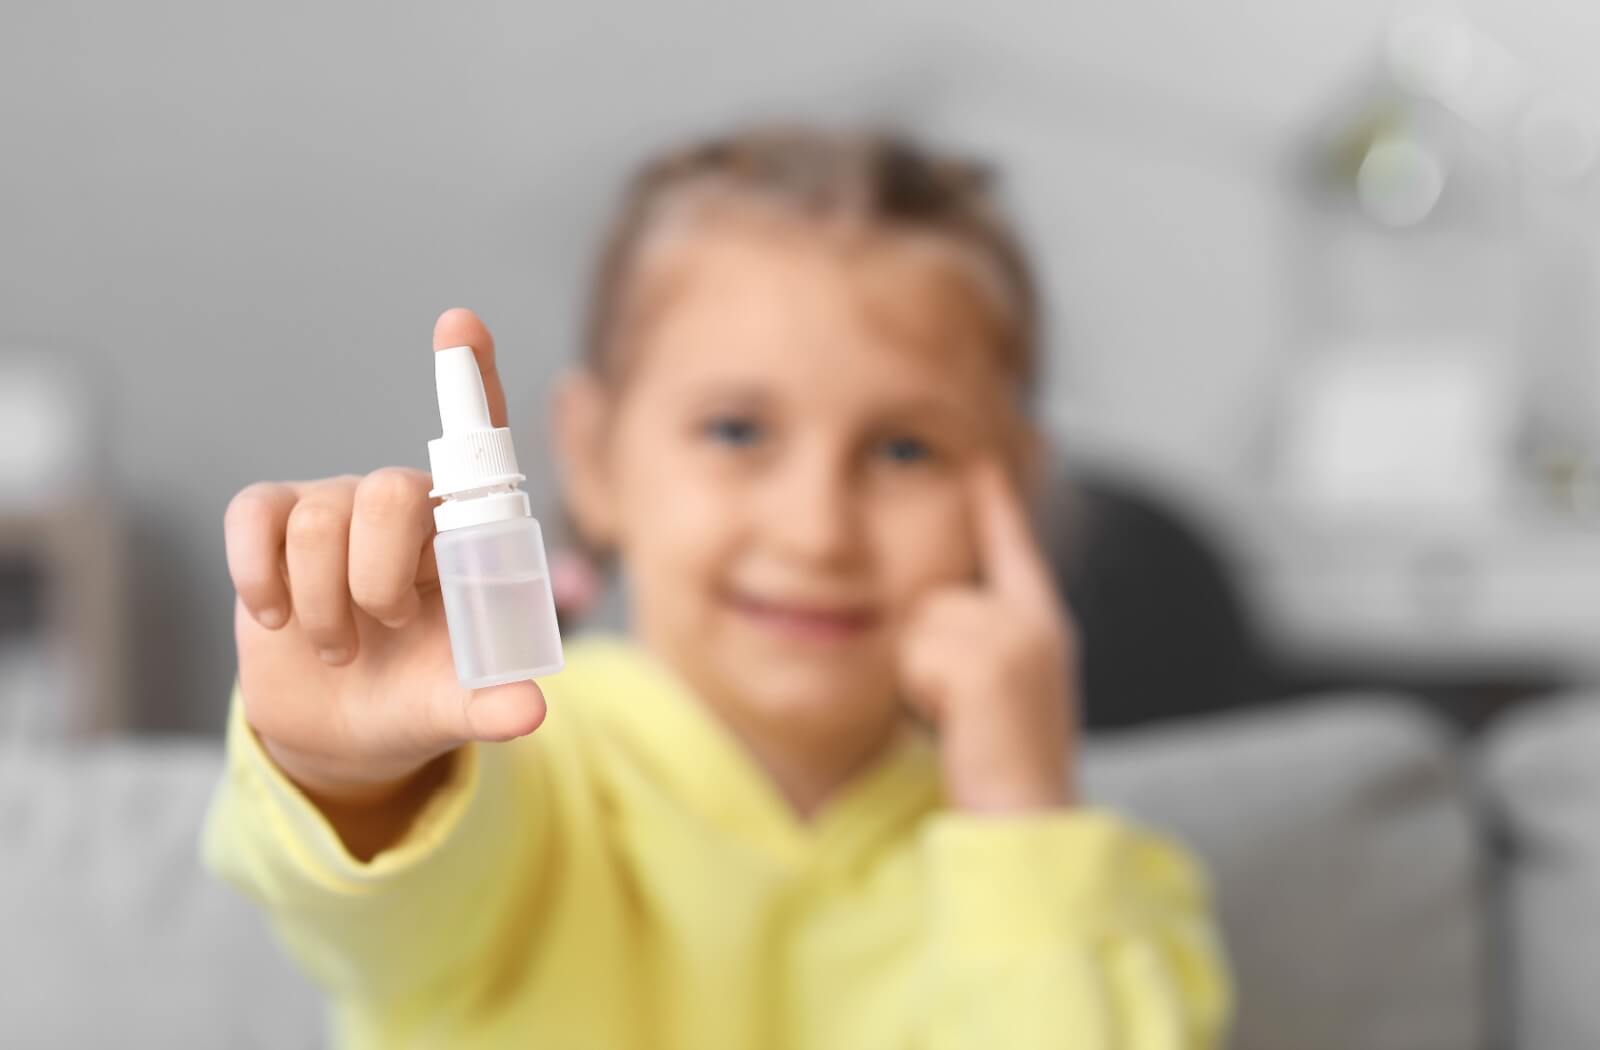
[{"xmin": 202, "ymin": 635, "xmax": 1230, "ymax": 1049}]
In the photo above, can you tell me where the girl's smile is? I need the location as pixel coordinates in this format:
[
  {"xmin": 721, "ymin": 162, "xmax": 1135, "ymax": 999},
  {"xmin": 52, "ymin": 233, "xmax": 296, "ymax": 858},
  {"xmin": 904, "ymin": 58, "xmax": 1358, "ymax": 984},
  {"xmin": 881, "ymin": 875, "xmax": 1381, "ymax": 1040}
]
[{"xmin": 719, "ymin": 585, "xmax": 882, "ymax": 645}]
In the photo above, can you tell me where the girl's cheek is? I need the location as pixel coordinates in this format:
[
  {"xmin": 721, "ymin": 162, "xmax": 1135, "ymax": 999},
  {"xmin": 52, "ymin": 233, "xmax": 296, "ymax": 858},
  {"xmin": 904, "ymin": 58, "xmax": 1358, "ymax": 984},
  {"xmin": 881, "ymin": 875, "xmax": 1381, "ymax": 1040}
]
[{"xmin": 636, "ymin": 463, "xmax": 747, "ymax": 562}]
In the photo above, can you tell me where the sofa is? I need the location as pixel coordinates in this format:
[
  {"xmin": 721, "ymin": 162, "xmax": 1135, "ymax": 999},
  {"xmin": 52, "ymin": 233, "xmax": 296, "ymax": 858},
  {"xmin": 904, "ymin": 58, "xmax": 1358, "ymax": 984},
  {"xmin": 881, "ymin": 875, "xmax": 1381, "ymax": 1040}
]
[{"xmin": 8, "ymin": 684, "xmax": 1600, "ymax": 1049}]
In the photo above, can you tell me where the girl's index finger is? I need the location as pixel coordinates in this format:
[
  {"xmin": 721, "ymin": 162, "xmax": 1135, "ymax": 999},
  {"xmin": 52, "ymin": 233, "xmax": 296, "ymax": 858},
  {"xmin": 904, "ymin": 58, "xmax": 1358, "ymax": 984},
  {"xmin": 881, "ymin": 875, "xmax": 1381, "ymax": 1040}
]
[
  {"xmin": 433, "ymin": 307, "xmax": 509, "ymax": 429},
  {"xmin": 970, "ymin": 460, "xmax": 1055, "ymax": 605}
]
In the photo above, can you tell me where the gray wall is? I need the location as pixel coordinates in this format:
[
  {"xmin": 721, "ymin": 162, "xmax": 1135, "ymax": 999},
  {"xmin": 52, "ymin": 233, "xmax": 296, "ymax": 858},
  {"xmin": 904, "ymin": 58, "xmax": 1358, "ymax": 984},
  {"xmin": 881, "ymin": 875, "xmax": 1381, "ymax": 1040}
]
[{"xmin": 2, "ymin": 0, "xmax": 1596, "ymax": 731}]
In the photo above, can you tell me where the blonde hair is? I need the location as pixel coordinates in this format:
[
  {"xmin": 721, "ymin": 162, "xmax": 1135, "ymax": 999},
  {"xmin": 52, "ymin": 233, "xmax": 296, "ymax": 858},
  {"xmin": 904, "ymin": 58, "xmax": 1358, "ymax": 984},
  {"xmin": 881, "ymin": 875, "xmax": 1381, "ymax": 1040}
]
[{"xmin": 581, "ymin": 124, "xmax": 1041, "ymax": 398}]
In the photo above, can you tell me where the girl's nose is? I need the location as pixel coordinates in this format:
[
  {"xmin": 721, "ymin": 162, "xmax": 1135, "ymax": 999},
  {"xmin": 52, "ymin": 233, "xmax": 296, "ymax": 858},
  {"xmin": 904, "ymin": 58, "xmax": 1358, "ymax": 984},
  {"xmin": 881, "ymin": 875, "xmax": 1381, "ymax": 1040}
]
[{"xmin": 762, "ymin": 456, "xmax": 862, "ymax": 567}]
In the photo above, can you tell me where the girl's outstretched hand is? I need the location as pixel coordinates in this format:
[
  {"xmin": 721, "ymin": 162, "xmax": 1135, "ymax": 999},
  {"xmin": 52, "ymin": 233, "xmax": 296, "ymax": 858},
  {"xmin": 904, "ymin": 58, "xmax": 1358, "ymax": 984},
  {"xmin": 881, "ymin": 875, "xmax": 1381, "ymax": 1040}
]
[
  {"xmin": 223, "ymin": 309, "xmax": 548, "ymax": 811},
  {"xmin": 896, "ymin": 461, "xmax": 1081, "ymax": 813}
]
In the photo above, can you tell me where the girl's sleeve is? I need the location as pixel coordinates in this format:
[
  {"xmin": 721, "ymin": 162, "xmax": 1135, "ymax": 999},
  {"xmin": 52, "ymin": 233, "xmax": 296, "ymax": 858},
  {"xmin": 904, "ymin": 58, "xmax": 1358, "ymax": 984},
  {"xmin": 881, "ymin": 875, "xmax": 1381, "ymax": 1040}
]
[
  {"xmin": 199, "ymin": 683, "xmax": 548, "ymax": 1010},
  {"xmin": 921, "ymin": 809, "xmax": 1233, "ymax": 1050}
]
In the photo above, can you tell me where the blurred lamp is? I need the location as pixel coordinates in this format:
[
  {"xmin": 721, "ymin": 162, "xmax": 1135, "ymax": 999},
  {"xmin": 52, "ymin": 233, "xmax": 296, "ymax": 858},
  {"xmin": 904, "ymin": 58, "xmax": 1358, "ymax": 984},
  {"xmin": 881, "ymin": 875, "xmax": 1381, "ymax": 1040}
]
[{"xmin": 1357, "ymin": 136, "xmax": 1447, "ymax": 227}]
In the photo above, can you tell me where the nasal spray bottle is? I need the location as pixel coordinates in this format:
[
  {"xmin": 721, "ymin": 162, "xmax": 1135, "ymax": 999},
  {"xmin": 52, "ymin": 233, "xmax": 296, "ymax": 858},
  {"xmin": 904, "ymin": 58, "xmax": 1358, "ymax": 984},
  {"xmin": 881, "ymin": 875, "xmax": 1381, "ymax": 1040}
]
[{"xmin": 427, "ymin": 346, "xmax": 564, "ymax": 688}]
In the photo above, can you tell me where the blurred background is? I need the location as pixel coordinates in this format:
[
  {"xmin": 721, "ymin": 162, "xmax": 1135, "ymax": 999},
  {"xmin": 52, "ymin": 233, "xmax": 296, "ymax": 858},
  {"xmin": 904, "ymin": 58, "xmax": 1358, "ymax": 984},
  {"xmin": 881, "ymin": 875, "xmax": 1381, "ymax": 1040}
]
[
  {"xmin": 8, "ymin": 3, "xmax": 1600, "ymax": 1048},
  {"xmin": 5, "ymin": 0, "xmax": 1600, "ymax": 737}
]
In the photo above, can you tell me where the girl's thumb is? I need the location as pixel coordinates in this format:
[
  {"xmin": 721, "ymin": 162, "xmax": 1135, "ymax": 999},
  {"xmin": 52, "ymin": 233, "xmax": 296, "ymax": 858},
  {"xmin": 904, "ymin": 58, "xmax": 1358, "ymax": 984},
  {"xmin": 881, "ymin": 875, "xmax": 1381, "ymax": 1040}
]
[{"xmin": 457, "ymin": 679, "xmax": 548, "ymax": 743}]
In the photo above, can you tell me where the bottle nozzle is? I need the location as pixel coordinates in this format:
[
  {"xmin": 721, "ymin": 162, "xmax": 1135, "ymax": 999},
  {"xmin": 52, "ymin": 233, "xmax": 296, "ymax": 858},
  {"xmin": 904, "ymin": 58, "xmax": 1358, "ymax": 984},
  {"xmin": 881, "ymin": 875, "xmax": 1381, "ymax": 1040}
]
[{"xmin": 435, "ymin": 346, "xmax": 494, "ymax": 434}]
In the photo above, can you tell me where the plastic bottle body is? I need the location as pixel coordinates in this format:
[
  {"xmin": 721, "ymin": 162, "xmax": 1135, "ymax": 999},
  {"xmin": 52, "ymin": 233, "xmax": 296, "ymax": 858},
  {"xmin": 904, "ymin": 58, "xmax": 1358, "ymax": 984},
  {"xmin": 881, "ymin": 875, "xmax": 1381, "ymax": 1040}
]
[{"xmin": 433, "ymin": 515, "xmax": 564, "ymax": 688}]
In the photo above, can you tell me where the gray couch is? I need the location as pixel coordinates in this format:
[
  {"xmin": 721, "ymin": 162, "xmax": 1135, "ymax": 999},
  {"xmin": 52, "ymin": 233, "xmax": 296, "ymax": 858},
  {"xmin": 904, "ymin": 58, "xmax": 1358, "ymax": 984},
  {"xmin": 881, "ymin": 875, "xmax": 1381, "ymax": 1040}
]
[{"xmin": 6, "ymin": 691, "xmax": 1598, "ymax": 1050}]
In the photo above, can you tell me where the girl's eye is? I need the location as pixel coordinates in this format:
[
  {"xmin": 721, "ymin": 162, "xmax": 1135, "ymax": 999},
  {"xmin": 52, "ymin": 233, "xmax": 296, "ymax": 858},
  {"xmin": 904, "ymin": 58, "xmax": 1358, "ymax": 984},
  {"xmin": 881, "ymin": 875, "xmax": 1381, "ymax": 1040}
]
[
  {"xmin": 878, "ymin": 436, "xmax": 933, "ymax": 464},
  {"xmin": 703, "ymin": 416, "xmax": 764, "ymax": 448}
]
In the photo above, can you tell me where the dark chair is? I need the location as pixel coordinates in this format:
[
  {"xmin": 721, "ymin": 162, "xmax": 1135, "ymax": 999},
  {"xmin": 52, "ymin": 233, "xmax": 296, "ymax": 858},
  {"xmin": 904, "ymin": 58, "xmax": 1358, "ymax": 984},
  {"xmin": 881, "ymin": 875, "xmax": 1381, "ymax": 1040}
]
[{"xmin": 1047, "ymin": 469, "xmax": 1274, "ymax": 729}]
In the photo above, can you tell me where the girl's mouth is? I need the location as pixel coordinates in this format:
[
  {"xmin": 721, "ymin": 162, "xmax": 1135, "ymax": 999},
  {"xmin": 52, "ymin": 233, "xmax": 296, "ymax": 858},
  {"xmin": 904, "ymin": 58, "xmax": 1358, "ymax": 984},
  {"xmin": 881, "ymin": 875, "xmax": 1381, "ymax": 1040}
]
[{"xmin": 724, "ymin": 590, "xmax": 880, "ymax": 643}]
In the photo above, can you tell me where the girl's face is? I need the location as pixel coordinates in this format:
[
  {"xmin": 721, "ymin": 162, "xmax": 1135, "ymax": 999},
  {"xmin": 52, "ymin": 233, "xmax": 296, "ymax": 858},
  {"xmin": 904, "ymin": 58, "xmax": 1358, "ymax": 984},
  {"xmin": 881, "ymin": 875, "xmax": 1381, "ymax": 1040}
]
[{"xmin": 559, "ymin": 218, "xmax": 1030, "ymax": 751}]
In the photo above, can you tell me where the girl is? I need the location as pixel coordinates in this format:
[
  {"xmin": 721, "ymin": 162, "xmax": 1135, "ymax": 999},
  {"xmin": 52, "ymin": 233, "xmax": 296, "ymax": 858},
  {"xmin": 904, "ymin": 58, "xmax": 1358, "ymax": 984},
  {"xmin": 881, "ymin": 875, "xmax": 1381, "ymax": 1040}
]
[{"xmin": 206, "ymin": 126, "xmax": 1230, "ymax": 1049}]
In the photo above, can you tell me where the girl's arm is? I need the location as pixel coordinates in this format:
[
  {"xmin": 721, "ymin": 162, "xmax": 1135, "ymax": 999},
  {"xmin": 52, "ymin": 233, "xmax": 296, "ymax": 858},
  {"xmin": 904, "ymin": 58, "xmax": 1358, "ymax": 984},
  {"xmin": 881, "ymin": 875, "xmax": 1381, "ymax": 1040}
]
[
  {"xmin": 903, "ymin": 465, "xmax": 1232, "ymax": 1046},
  {"xmin": 204, "ymin": 309, "xmax": 558, "ymax": 1013},
  {"xmin": 201, "ymin": 685, "xmax": 551, "ymax": 1011}
]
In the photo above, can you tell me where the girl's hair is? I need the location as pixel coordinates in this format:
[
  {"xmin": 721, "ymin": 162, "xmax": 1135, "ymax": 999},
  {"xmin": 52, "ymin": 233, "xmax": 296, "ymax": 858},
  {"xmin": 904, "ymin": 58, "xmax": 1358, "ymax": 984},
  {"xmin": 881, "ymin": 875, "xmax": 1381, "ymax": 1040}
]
[{"xmin": 580, "ymin": 124, "xmax": 1042, "ymax": 395}]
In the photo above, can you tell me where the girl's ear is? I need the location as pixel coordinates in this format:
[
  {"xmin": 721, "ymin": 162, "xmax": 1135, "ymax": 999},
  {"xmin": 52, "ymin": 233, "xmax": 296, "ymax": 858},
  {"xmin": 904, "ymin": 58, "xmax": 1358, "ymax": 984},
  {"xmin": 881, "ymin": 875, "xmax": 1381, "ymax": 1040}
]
[{"xmin": 550, "ymin": 368, "xmax": 620, "ymax": 553}]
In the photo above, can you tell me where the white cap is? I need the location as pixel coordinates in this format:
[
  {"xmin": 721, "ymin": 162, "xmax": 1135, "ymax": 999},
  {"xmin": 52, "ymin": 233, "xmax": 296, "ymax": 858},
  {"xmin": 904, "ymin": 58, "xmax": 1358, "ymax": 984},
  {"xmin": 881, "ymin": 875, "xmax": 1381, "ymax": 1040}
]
[{"xmin": 427, "ymin": 346, "xmax": 532, "ymax": 532}]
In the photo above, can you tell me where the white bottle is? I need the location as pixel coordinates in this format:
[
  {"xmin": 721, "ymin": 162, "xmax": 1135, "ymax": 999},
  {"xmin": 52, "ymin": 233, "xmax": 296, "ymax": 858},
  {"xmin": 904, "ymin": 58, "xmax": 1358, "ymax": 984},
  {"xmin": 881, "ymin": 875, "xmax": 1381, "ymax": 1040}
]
[{"xmin": 427, "ymin": 346, "xmax": 564, "ymax": 688}]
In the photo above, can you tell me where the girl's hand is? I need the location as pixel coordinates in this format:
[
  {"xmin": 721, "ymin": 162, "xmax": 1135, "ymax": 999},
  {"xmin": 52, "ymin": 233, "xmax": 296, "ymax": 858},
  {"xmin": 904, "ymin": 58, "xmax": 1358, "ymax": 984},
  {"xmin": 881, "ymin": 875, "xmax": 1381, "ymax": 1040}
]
[
  {"xmin": 897, "ymin": 461, "xmax": 1081, "ymax": 814},
  {"xmin": 223, "ymin": 309, "xmax": 548, "ymax": 808}
]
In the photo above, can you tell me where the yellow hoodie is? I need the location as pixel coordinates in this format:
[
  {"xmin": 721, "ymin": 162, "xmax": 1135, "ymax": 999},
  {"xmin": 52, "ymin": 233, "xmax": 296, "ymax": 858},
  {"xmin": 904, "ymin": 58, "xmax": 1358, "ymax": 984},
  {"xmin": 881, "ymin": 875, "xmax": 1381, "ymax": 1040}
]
[{"xmin": 202, "ymin": 636, "xmax": 1230, "ymax": 1049}]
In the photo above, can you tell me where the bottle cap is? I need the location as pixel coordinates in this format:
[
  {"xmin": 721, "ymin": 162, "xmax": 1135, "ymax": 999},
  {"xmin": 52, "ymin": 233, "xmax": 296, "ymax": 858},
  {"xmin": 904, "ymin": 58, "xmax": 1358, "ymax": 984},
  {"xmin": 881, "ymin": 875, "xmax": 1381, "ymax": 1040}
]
[{"xmin": 427, "ymin": 346, "xmax": 530, "ymax": 531}]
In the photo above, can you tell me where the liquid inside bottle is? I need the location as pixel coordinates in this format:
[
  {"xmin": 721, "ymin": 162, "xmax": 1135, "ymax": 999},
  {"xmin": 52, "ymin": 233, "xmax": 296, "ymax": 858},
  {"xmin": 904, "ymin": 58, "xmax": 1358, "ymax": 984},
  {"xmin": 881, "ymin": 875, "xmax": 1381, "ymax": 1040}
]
[{"xmin": 434, "ymin": 515, "xmax": 564, "ymax": 688}]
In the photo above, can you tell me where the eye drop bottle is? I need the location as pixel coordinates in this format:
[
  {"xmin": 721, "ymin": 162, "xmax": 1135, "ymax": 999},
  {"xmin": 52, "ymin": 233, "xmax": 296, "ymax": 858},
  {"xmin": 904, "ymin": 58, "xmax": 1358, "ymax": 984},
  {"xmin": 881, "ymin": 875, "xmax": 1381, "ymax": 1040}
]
[{"xmin": 427, "ymin": 346, "xmax": 564, "ymax": 688}]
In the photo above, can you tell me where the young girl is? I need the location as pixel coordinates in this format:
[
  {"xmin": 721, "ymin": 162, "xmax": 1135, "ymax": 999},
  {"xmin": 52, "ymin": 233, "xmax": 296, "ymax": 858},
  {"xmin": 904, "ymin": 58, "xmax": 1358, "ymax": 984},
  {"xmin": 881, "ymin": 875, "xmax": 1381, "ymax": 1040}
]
[{"xmin": 205, "ymin": 127, "xmax": 1230, "ymax": 1049}]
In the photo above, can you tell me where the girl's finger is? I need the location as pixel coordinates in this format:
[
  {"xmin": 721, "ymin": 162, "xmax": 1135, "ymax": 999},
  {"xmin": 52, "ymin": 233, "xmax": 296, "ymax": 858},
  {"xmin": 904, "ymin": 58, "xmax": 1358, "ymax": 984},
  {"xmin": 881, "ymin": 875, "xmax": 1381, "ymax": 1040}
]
[
  {"xmin": 284, "ymin": 477, "xmax": 362, "ymax": 664},
  {"xmin": 224, "ymin": 482, "xmax": 299, "ymax": 629},
  {"xmin": 349, "ymin": 467, "xmax": 436, "ymax": 628},
  {"xmin": 969, "ymin": 460, "xmax": 1055, "ymax": 606},
  {"xmin": 420, "ymin": 678, "xmax": 549, "ymax": 748},
  {"xmin": 433, "ymin": 308, "xmax": 510, "ymax": 429},
  {"xmin": 457, "ymin": 679, "xmax": 549, "ymax": 743}
]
